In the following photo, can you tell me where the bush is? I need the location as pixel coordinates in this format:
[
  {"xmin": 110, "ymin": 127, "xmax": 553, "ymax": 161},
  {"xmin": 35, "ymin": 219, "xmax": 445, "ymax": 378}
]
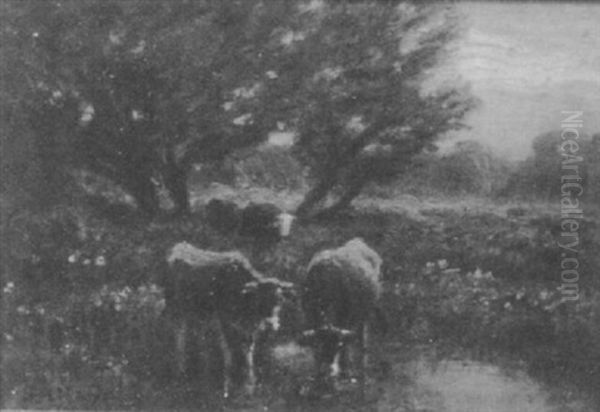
[{"xmin": 234, "ymin": 146, "xmax": 306, "ymax": 191}]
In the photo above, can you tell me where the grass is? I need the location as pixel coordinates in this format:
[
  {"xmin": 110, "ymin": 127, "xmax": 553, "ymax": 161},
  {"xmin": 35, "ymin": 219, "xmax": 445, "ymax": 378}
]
[{"xmin": 2, "ymin": 184, "xmax": 600, "ymax": 410}]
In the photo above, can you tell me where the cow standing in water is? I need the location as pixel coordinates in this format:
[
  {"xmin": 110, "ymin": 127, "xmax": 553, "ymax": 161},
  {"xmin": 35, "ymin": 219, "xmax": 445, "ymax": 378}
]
[
  {"xmin": 300, "ymin": 238, "xmax": 384, "ymax": 394},
  {"xmin": 164, "ymin": 242, "xmax": 293, "ymax": 398}
]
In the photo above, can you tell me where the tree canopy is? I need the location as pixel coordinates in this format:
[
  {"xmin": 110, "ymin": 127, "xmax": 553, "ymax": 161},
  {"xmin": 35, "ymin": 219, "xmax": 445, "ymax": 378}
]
[{"xmin": 1, "ymin": 0, "xmax": 475, "ymax": 219}]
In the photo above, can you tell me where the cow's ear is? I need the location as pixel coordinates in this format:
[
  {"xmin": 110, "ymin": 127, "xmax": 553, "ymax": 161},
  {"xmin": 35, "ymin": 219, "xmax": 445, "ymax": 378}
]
[{"xmin": 242, "ymin": 280, "xmax": 259, "ymax": 294}]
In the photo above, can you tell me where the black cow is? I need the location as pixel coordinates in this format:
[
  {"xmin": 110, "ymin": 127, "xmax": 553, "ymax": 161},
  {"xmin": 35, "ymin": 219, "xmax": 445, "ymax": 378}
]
[
  {"xmin": 165, "ymin": 242, "xmax": 293, "ymax": 398},
  {"xmin": 239, "ymin": 202, "xmax": 295, "ymax": 242},
  {"xmin": 300, "ymin": 238, "xmax": 383, "ymax": 393},
  {"xmin": 205, "ymin": 198, "xmax": 242, "ymax": 234}
]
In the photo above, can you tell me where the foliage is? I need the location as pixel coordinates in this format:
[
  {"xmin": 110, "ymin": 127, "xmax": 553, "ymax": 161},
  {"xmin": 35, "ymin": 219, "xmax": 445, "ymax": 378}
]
[
  {"xmin": 502, "ymin": 130, "xmax": 600, "ymax": 201},
  {"xmin": 2, "ymin": 197, "xmax": 600, "ymax": 409},
  {"xmin": 1, "ymin": 0, "xmax": 298, "ymax": 215},
  {"xmin": 233, "ymin": 146, "xmax": 306, "ymax": 191},
  {"xmin": 262, "ymin": 1, "xmax": 477, "ymax": 217}
]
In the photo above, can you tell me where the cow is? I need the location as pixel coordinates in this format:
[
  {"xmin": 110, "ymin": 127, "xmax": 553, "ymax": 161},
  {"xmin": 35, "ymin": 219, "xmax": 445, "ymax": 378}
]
[
  {"xmin": 205, "ymin": 198, "xmax": 242, "ymax": 234},
  {"xmin": 239, "ymin": 202, "xmax": 295, "ymax": 242},
  {"xmin": 164, "ymin": 241, "xmax": 294, "ymax": 398},
  {"xmin": 299, "ymin": 238, "xmax": 384, "ymax": 394}
]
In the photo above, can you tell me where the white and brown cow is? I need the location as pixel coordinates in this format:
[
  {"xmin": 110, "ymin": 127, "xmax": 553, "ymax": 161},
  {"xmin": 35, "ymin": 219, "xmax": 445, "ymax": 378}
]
[
  {"xmin": 164, "ymin": 241, "xmax": 293, "ymax": 398},
  {"xmin": 300, "ymin": 238, "xmax": 384, "ymax": 393}
]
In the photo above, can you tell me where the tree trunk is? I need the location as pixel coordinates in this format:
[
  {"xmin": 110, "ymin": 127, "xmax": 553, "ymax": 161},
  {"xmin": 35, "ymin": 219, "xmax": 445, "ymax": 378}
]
[
  {"xmin": 317, "ymin": 178, "xmax": 366, "ymax": 218},
  {"xmin": 123, "ymin": 175, "xmax": 161, "ymax": 218},
  {"xmin": 296, "ymin": 177, "xmax": 336, "ymax": 219},
  {"xmin": 162, "ymin": 149, "xmax": 190, "ymax": 216}
]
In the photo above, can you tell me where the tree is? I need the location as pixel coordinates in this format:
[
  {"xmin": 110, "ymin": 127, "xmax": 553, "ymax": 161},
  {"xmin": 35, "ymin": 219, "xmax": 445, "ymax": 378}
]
[
  {"xmin": 502, "ymin": 130, "xmax": 598, "ymax": 200},
  {"xmin": 260, "ymin": 1, "xmax": 475, "ymax": 217},
  {"xmin": 2, "ymin": 0, "xmax": 296, "ymax": 216},
  {"xmin": 3, "ymin": 1, "xmax": 475, "ymax": 219}
]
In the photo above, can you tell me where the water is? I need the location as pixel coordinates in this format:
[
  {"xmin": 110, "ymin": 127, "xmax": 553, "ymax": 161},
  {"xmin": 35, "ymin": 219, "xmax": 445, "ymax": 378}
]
[{"xmin": 378, "ymin": 355, "xmax": 593, "ymax": 412}]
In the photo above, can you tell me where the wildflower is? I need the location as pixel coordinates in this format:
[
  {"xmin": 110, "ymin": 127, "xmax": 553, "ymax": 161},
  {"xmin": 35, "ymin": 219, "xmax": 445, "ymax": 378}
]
[
  {"xmin": 68, "ymin": 252, "xmax": 79, "ymax": 263},
  {"xmin": 504, "ymin": 302, "xmax": 512, "ymax": 310},
  {"xmin": 437, "ymin": 259, "xmax": 448, "ymax": 270},
  {"xmin": 266, "ymin": 70, "xmax": 278, "ymax": 79},
  {"xmin": 92, "ymin": 294, "xmax": 103, "ymax": 307},
  {"xmin": 95, "ymin": 256, "xmax": 106, "ymax": 267},
  {"xmin": 82, "ymin": 258, "xmax": 91, "ymax": 266},
  {"xmin": 3, "ymin": 282, "xmax": 14, "ymax": 294},
  {"xmin": 17, "ymin": 305, "xmax": 30, "ymax": 315}
]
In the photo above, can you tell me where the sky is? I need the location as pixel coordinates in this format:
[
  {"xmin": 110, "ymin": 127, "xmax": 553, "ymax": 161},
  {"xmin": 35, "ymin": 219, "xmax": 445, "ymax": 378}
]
[{"xmin": 441, "ymin": 1, "xmax": 600, "ymax": 160}]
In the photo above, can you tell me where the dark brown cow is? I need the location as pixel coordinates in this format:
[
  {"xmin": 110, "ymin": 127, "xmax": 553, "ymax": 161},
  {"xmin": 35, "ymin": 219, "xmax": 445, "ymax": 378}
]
[
  {"xmin": 205, "ymin": 198, "xmax": 241, "ymax": 234},
  {"xmin": 165, "ymin": 242, "xmax": 293, "ymax": 398},
  {"xmin": 239, "ymin": 202, "xmax": 295, "ymax": 242}
]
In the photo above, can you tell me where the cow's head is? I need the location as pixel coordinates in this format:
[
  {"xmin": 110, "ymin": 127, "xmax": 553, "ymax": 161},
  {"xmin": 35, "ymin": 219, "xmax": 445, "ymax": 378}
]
[
  {"xmin": 298, "ymin": 326, "xmax": 356, "ymax": 378},
  {"xmin": 242, "ymin": 278, "xmax": 295, "ymax": 331},
  {"xmin": 274, "ymin": 212, "xmax": 295, "ymax": 238}
]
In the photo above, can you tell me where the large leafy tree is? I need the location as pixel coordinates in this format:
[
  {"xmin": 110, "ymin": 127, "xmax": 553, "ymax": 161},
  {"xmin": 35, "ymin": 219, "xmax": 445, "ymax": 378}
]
[
  {"xmin": 262, "ymin": 1, "xmax": 476, "ymax": 217},
  {"xmin": 2, "ymin": 0, "xmax": 294, "ymax": 216},
  {"xmin": 2, "ymin": 0, "xmax": 475, "ymax": 219}
]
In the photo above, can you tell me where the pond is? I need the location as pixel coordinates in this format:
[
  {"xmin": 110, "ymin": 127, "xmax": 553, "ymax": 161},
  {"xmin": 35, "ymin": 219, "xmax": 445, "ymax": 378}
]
[
  {"xmin": 262, "ymin": 343, "xmax": 595, "ymax": 412},
  {"xmin": 377, "ymin": 354, "xmax": 593, "ymax": 412}
]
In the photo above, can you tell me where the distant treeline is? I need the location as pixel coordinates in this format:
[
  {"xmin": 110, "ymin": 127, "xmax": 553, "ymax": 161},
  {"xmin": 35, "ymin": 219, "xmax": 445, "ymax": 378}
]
[{"xmin": 219, "ymin": 131, "xmax": 600, "ymax": 204}]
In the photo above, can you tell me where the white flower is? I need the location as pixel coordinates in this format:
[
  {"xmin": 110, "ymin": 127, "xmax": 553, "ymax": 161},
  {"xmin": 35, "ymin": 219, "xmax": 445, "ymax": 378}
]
[
  {"xmin": 266, "ymin": 70, "xmax": 278, "ymax": 79},
  {"xmin": 346, "ymin": 115, "xmax": 366, "ymax": 133},
  {"xmin": 82, "ymin": 259, "xmax": 91, "ymax": 266},
  {"xmin": 94, "ymin": 256, "xmax": 106, "ymax": 267},
  {"xmin": 281, "ymin": 31, "xmax": 306, "ymax": 46},
  {"xmin": 3, "ymin": 282, "xmax": 15, "ymax": 294},
  {"xmin": 131, "ymin": 40, "xmax": 146, "ymax": 55},
  {"xmin": 437, "ymin": 259, "xmax": 449, "ymax": 270},
  {"xmin": 131, "ymin": 109, "xmax": 144, "ymax": 121},
  {"xmin": 17, "ymin": 305, "xmax": 30, "ymax": 315},
  {"xmin": 79, "ymin": 103, "xmax": 95, "ymax": 126}
]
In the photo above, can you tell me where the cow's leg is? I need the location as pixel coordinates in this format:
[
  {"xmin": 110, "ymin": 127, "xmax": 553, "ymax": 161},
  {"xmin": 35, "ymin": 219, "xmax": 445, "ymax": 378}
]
[
  {"xmin": 338, "ymin": 344, "xmax": 351, "ymax": 379},
  {"xmin": 174, "ymin": 320, "xmax": 188, "ymax": 377},
  {"xmin": 358, "ymin": 322, "xmax": 369, "ymax": 397},
  {"xmin": 243, "ymin": 330, "xmax": 260, "ymax": 396},
  {"xmin": 213, "ymin": 319, "xmax": 233, "ymax": 399}
]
